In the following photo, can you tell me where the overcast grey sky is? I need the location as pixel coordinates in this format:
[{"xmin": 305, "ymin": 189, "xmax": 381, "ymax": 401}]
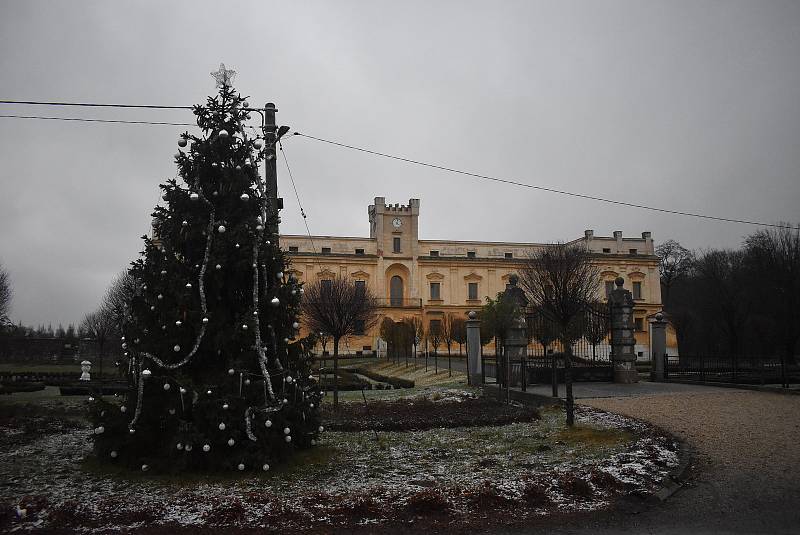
[{"xmin": 1, "ymin": 0, "xmax": 798, "ymax": 328}]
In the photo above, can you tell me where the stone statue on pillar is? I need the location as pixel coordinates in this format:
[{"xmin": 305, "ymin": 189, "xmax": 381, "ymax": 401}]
[
  {"xmin": 608, "ymin": 277, "xmax": 639, "ymax": 383},
  {"xmin": 502, "ymin": 275, "xmax": 529, "ymax": 389}
]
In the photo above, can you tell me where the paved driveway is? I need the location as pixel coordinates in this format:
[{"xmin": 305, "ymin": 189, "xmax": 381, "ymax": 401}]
[{"xmin": 519, "ymin": 388, "xmax": 800, "ymax": 534}]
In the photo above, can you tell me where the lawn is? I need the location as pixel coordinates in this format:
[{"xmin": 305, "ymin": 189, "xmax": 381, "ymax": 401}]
[{"xmin": 0, "ymin": 385, "xmax": 679, "ymax": 533}]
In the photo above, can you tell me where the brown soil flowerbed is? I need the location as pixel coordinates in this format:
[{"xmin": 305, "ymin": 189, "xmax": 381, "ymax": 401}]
[{"xmin": 322, "ymin": 394, "xmax": 540, "ymax": 431}]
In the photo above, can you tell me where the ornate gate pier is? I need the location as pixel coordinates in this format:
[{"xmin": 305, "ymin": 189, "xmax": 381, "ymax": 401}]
[{"xmin": 608, "ymin": 277, "xmax": 639, "ymax": 384}]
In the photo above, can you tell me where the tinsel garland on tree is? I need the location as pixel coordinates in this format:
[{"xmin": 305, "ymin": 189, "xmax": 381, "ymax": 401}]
[{"xmin": 89, "ymin": 82, "xmax": 323, "ymax": 473}]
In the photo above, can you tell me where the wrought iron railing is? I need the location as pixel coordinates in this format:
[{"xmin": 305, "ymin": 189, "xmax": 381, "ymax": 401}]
[{"xmin": 375, "ymin": 298, "xmax": 423, "ymax": 308}]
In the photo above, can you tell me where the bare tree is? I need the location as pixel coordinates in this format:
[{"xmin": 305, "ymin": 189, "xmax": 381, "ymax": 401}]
[
  {"xmin": 656, "ymin": 240, "xmax": 694, "ymax": 306},
  {"xmin": 409, "ymin": 315, "xmax": 424, "ymax": 367},
  {"xmin": 103, "ymin": 271, "xmax": 139, "ymax": 336},
  {"xmin": 81, "ymin": 308, "xmax": 115, "ymax": 378},
  {"xmin": 301, "ymin": 276, "xmax": 378, "ymax": 408},
  {"xmin": 583, "ymin": 301, "xmax": 610, "ymax": 361},
  {"xmin": 379, "ymin": 317, "xmax": 396, "ymax": 361},
  {"xmin": 450, "ymin": 316, "xmax": 467, "ymax": 356},
  {"xmin": 745, "ymin": 224, "xmax": 800, "ymax": 363},
  {"xmin": 519, "ymin": 243, "xmax": 599, "ymax": 426},
  {"xmin": 0, "ymin": 262, "xmax": 11, "ymax": 328}
]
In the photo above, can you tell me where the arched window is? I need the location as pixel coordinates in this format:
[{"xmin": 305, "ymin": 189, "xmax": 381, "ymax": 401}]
[{"xmin": 390, "ymin": 276, "xmax": 404, "ymax": 306}]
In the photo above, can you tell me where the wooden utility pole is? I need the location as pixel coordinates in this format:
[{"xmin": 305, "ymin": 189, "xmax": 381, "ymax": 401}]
[{"xmin": 263, "ymin": 102, "xmax": 280, "ymax": 236}]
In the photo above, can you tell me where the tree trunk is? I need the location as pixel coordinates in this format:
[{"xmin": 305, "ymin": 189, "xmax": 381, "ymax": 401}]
[
  {"xmin": 333, "ymin": 337, "xmax": 340, "ymax": 410},
  {"xmin": 565, "ymin": 344, "xmax": 574, "ymax": 426},
  {"xmin": 551, "ymin": 347, "xmax": 558, "ymax": 397}
]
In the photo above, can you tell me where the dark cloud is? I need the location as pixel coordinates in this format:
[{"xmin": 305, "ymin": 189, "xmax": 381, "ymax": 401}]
[{"xmin": 1, "ymin": 0, "xmax": 799, "ymax": 326}]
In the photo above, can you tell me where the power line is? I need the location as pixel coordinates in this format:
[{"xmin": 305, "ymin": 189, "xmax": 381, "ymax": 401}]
[
  {"xmin": 293, "ymin": 132, "xmax": 798, "ymax": 230},
  {"xmin": 0, "ymin": 100, "xmax": 192, "ymax": 110},
  {"xmin": 0, "ymin": 114, "xmax": 195, "ymax": 127},
  {"xmin": 278, "ymin": 139, "xmax": 321, "ymax": 257}
]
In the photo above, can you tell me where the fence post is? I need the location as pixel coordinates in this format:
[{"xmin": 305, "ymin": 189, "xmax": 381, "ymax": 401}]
[
  {"xmin": 663, "ymin": 352, "xmax": 669, "ymax": 381},
  {"xmin": 466, "ymin": 311, "xmax": 482, "ymax": 386},
  {"xmin": 650, "ymin": 312, "xmax": 667, "ymax": 381}
]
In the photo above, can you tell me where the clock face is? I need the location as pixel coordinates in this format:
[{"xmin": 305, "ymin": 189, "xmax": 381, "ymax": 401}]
[{"xmin": 392, "ymin": 217, "xmax": 402, "ymax": 228}]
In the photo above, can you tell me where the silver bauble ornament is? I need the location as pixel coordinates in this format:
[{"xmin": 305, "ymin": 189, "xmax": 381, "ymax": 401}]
[
  {"xmin": 228, "ymin": 438, "xmax": 235, "ymax": 446},
  {"xmin": 142, "ymin": 369, "xmax": 152, "ymax": 378},
  {"xmin": 202, "ymin": 317, "xmax": 209, "ymax": 324},
  {"xmin": 271, "ymin": 297, "xmax": 280, "ymax": 307},
  {"xmin": 285, "ymin": 435, "xmax": 292, "ymax": 443},
  {"xmin": 178, "ymin": 138, "xmax": 187, "ymax": 147},
  {"xmin": 110, "ymin": 451, "xmax": 118, "ymax": 458},
  {"xmin": 242, "ymin": 324, "xmax": 248, "ymax": 330},
  {"xmin": 235, "ymin": 165, "xmax": 242, "ymax": 171},
  {"xmin": 120, "ymin": 406, "xmax": 127, "ymax": 413},
  {"xmin": 215, "ymin": 264, "xmax": 222, "ymax": 270},
  {"xmin": 185, "ymin": 444, "xmax": 192, "ymax": 451},
  {"xmin": 176, "ymin": 443, "xmax": 183, "ymax": 450},
  {"xmin": 190, "ymin": 193, "xmax": 199, "ymax": 201},
  {"xmin": 163, "ymin": 383, "xmax": 171, "ymax": 391},
  {"xmin": 141, "ymin": 464, "xmax": 149, "ymax": 472},
  {"xmin": 228, "ymin": 368, "xmax": 235, "ymax": 375},
  {"xmin": 203, "ymin": 444, "xmax": 211, "ymax": 452},
  {"xmin": 157, "ymin": 294, "xmax": 163, "ymax": 300},
  {"xmin": 292, "ymin": 322, "xmax": 300, "ymax": 329},
  {"xmin": 238, "ymin": 463, "xmax": 245, "ymax": 471},
  {"xmin": 262, "ymin": 463, "xmax": 270, "ymax": 471},
  {"xmin": 173, "ymin": 345, "xmax": 181, "ymax": 352},
  {"xmin": 217, "ymin": 225, "xmax": 226, "ymax": 233},
  {"xmin": 211, "ymin": 162, "xmax": 219, "ymax": 168},
  {"xmin": 175, "ymin": 320, "xmax": 182, "ymax": 326},
  {"xmin": 283, "ymin": 427, "xmax": 290, "ymax": 435},
  {"xmin": 240, "ymin": 193, "xmax": 250, "ymax": 202},
  {"xmin": 244, "ymin": 379, "xmax": 251, "ymax": 386},
  {"xmin": 222, "ymin": 403, "xmax": 229, "ymax": 410},
  {"xmin": 219, "ymin": 423, "xmax": 226, "ymax": 430},
  {"xmin": 254, "ymin": 139, "xmax": 263, "ymax": 149},
  {"xmin": 265, "ymin": 420, "xmax": 272, "ymax": 428},
  {"xmin": 219, "ymin": 129, "xmax": 229, "ymax": 140},
  {"xmin": 185, "ymin": 283, "xmax": 192, "ymax": 289}
]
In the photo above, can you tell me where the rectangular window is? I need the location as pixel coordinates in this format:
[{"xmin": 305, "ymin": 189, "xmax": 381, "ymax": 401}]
[
  {"xmin": 632, "ymin": 281, "xmax": 642, "ymax": 300},
  {"xmin": 430, "ymin": 250, "xmax": 439, "ymax": 257},
  {"xmin": 430, "ymin": 282, "xmax": 441, "ymax": 300},
  {"xmin": 468, "ymin": 282, "xmax": 478, "ymax": 300},
  {"xmin": 288, "ymin": 246, "xmax": 299, "ymax": 253},
  {"xmin": 393, "ymin": 237, "xmax": 401, "ymax": 253},
  {"xmin": 605, "ymin": 280, "xmax": 615, "ymax": 298},
  {"xmin": 321, "ymin": 279, "xmax": 332, "ymax": 293},
  {"xmin": 355, "ymin": 280, "xmax": 366, "ymax": 295},
  {"xmin": 629, "ymin": 248, "xmax": 638, "ymax": 255},
  {"xmin": 321, "ymin": 247, "xmax": 331, "ymax": 254},
  {"xmin": 602, "ymin": 248, "xmax": 611, "ymax": 253},
  {"xmin": 355, "ymin": 248, "xmax": 364, "ymax": 255},
  {"xmin": 354, "ymin": 319, "xmax": 365, "ymax": 335},
  {"xmin": 429, "ymin": 319, "xmax": 442, "ymax": 335},
  {"xmin": 504, "ymin": 252, "xmax": 513, "ymax": 259},
  {"xmin": 634, "ymin": 318, "xmax": 644, "ymax": 332},
  {"xmin": 467, "ymin": 251, "xmax": 476, "ymax": 258}
]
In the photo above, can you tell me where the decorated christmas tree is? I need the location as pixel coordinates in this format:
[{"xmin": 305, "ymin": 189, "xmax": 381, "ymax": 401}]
[{"xmin": 90, "ymin": 68, "xmax": 322, "ymax": 473}]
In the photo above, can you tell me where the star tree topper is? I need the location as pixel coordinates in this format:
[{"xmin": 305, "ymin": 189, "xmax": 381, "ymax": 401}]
[{"xmin": 211, "ymin": 63, "xmax": 236, "ymax": 87}]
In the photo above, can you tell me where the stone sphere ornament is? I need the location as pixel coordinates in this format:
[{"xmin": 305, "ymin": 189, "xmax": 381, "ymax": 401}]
[
  {"xmin": 178, "ymin": 138, "xmax": 187, "ymax": 147},
  {"xmin": 190, "ymin": 193, "xmax": 199, "ymax": 201}
]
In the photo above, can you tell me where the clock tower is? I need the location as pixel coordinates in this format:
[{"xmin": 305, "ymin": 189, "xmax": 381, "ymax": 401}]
[{"xmin": 368, "ymin": 197, "xmax": 420, "ymax": 257}]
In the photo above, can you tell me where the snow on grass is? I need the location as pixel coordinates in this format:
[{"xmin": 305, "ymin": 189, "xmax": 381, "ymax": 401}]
[{"xmin": 1, "ymin": 395, "xmax": 680, "ymax": 532}]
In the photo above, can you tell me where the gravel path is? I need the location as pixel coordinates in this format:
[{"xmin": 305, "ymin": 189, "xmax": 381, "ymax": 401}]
[{"xmin": 541, "ymin": 389, "xmax": 800, "ymax": 534}]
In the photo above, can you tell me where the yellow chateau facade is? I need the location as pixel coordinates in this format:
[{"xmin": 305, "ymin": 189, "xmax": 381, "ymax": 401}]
[{"xmin": 280, "ymin": 197, "xmax": 664, "ymax": 357}]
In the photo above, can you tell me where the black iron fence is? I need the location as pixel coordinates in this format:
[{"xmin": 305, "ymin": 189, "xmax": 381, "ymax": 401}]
[{"xmin": 664, "ymin": 353, "xmax": 799, "ymax": 388}]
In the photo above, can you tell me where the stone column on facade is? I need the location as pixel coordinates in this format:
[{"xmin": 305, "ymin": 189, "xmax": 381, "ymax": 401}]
[
  {"xmin": 466, "ymin": 311, "xmax": 482, "ymax": 385},
  {"xmin": 609, "ymin": 277, "xmax": 639, "ymax": 384},
  {"xmin": 650, "ymin": 312, "xmax": 667, "ymax": 381}
]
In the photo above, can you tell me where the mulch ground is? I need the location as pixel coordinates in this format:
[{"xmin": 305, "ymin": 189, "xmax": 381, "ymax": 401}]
[{"xmin": 322, "ymin": 395, "xmax": 540, "ymax": 431}]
